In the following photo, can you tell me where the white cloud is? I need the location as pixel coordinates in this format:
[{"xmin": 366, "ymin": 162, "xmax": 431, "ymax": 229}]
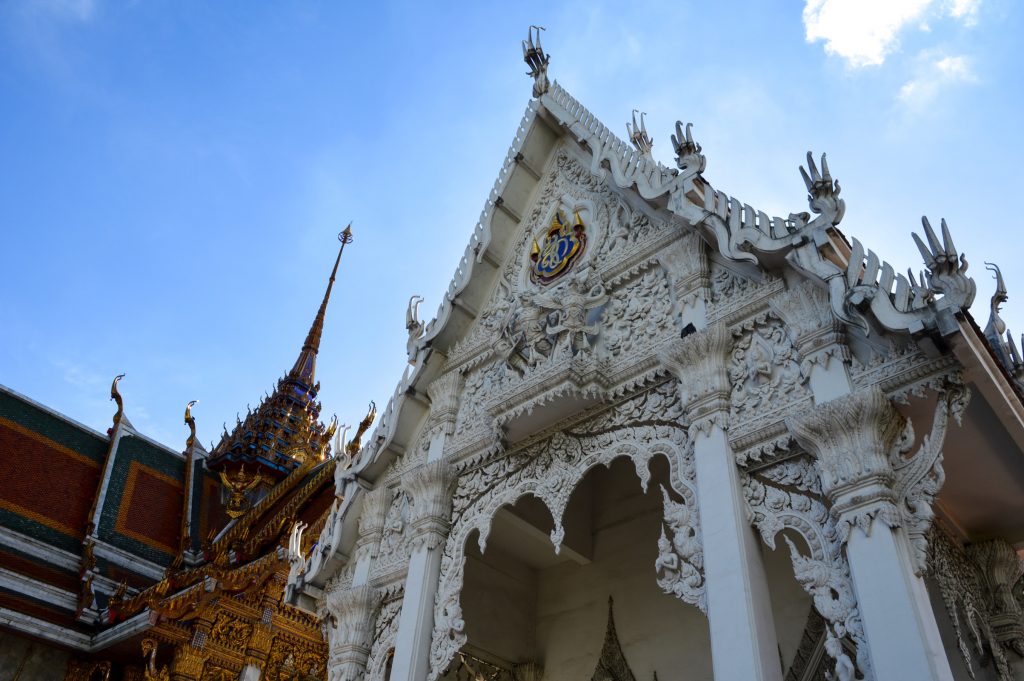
[
  {"xmin": 898, "ymin": 53, "xmax": 977, "ymax": 108},
  {"xmin": 803, "ymin": 0, "xmax": 981, "ymax": 67},
  {"xmin": 53, "ymin": 358, "xmax": 103, "ymax": 389},
  {"xmin": 28, "ymin": 0, "xmax": 96, "ymax": 22},
  {"xmin": 948, "ymin": 0, "xmax": 981, "ymax": 25}
]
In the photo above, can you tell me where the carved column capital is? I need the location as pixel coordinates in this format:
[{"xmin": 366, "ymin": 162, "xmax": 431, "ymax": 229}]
[
  {"xmin": 244, "ymin": 623, "xmax": 274, "ymax": 666},
  {"xmin": 769, "ymin": 280, "xmax": 849, "ymax": 370},
  {"xmin": 786, "ymin": 387, "xmax": 906, "ymax": 539},
  {"xmin": 324, "ymin": 584, "xmax": 381, "ymax": 681},
  {"xmin": 967, "ymin": 539, "xmax": 1024, "ymax": 654},
  {"xmin": 658, "ymin": 323, "xmax": 732, "ymax": 435},
  {"xmin": 354, "ymin": 486, "xmax": 390, "ymax": 558},
  {"xmin": 403, "ymin": 459, "xmax": 456, "ymax": 550},
  {"xmin": 170, "ymin": 644, "xmax": 208, "ymax": 681},
  {"xmin": 657, "ymin": 232, "xmax": 709, "ymax": 306},
  {"xmin": 427, "ymin": 371, "xmax": 464, "ymax": 435}
]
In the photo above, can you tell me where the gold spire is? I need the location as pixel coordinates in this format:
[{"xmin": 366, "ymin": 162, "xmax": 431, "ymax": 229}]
[{"xmin": 289, "ymin": 225, "xmax": 353, "ymax": 384}]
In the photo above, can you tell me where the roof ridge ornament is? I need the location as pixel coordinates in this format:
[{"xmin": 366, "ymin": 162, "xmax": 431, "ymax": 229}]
[
  {"xmin": 523, "ymin": 25, "xmax": 550, "ymax": 98},
  {"xmin": 627, "ymin": 110, "xmax": 653, "ymax": 156},
  {"xmin": 671, "ymin": 121, "xmax": 706, "ymax": 175},
  {"xmin": 110, "ymin": 373, "xmax": 126, "ymax": 428},
  {"xmin": 912, "ymin": 216, "xmax": 975, "ymax": 309},
  {"xmin": 799, "ymin": 151, "xmax": 845, "ymax": 228},
  {"xmin": 984, "ymin": 262, "xmax": 1008, "ymax": 339},
  {"xmin": 982, "ymin": 262, "xmax": 1024, "ymax": 382},
  {"xmin": 184, "ymin": 399, "xmax": 198, "ymax": 450},
  {"xmin": 407, "ymin": 294, "xmax": 425, "ymax": 365}
]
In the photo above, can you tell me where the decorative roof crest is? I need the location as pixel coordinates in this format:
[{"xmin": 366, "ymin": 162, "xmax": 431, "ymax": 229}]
[
  {"xmin": 912, "ymin": 216, "xmax": 975, "ymax": 309},
  {"xmin": 184, "ymin": 400, "xmax": 198, "ymax": 450},
  {"xmin": 671, "ymin": 121, "xmax": 706, "ymax": 175},
  {"xmin": 407, "ymin": 294, "xmax": 425, "ymax": 365},
  {"xmin": 523, "ymin": 25, "xmax": 550, "ymax": 98},
  {"xmin": 799, "ymin": 152, "xmax": 845, "ymax": 228},
  {"xmin": 110, "ymin": 373, "xmax": 126, "ymax": 428},
  {"xmin": 984, "ymin": 262, "xmax": 1008, "ymax": 338},
  {"xmin": 346, "ymin": 401, "xmax": 377, "ymax": 457},
  {"xmin": 982, "ymin": 262, "xmax": 1024, "ymax": 382},
  {"xmin": 626, "ymin": 110, "xmax": 653, "ymax": 156}
]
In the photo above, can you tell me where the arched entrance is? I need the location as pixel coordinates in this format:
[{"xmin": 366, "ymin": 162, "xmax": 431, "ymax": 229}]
[{"xmin": 442, "ymin": 455, "xmax": 712, "ymax": 681}]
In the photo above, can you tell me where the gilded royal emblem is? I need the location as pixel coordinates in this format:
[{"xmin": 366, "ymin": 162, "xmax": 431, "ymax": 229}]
[{"xmin": 530, "ymin": 209, "xmax": 586, "ymax": 284}]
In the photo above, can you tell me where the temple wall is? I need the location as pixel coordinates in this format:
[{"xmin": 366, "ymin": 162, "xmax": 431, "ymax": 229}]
[
  {"xmin": 926, "ymin": 577, "xmax": 1005, "ymax": 681},
  {"xmin": 0, "ymin": 631, "xmax": 70, "ymax": 680},
  {"xmin": 462, "ymin": 544, "xmax": 538, "ymax": 663},
  {"xmin": 762, "ymin": 542, "xmax": 816, "ymax": 672}
]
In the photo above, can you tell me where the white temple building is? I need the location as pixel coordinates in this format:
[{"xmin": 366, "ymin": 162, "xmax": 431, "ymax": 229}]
[{"xmin": 286, "ymin": 29, "xmax": 1024, "ymax": 681}]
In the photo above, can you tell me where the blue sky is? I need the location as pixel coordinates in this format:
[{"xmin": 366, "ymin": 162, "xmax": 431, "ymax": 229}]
[{"xmin": 1, "ymin": 0, "xmax": 1021, "ymax": 449}]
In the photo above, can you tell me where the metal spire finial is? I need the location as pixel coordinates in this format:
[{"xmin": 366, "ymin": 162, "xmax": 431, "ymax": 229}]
[{"xmin": 289, "ymin": 225, "xmax": 353, "ymax": 384}]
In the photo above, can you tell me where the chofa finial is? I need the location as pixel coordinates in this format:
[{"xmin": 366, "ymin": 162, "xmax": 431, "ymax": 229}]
[
  {"xmin": 406, "ymin": 295, "xmax": 425, "ymax": 365},
  {"xmin": 184, "ymin": 400, "xmax": 198, "ymax": 449},
  {"xmin": 671, "ymin": 121, "xmax": 706, "ymax": 175},
  {"xmin": 110, "ymin": 374, "xmax": 126, "ymax": 428},
  {"xmin": 345, "ymin": 401, "xmax": 377, "ymax": 457},
  {"xmin": 978, "ymin": 261, "xmax": 1011, "ymax": 374},
  {"xmin": 798, "ymin": 152, "xmax": 845, "ymax": 228},
  {"xmin": 523, "ymin": 25, "xmax": 550, "ymax": 98},
  {"xmin": 627, "ymin": 110, "xmax": 653, "ymax": 156},
  {"xmin": 910, "ymin": 216, "xmax": 975, "ymax": 310}
]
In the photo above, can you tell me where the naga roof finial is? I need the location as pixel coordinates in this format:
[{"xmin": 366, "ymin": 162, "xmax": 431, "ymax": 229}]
[
  {"xmin": 346, "ymin": 401, "xmax": 377, "ymax": 457},
  {"xmin": 407, "ymin": 295, "xmax": 425, "ymax": 365},
  {"xmin": 184, "ymin": 400, "xmax": 198, "ymax": 450},
  {"xmin": 523, "ymin": 25, "xmax": 550, "ymax": 98},
  {"xmin": 627, "ymin": 110, "xmax": 653, "ymax": 156},
  {"xmin": 911, "ymin": 217, "xmax": 974, "ymax": 310},
  {"xmin": 984, "ymin": 262, "xmax": 1008, "ymax": 338},
  {"xmin": 110, "ymin": 374, "xmax": 126, "ymax": 428},
  {"xmin": 799, "ymin": 151, "xmax": 845, "ymax": 228},
  {"xmin": 671, "ymin": 121, "xmax": 706, "ymax": 175}
]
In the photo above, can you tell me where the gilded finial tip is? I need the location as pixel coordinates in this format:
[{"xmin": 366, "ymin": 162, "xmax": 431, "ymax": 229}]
[{"xmin": 339, "ymin": 223, "xmax": 354, "ymax": 244}]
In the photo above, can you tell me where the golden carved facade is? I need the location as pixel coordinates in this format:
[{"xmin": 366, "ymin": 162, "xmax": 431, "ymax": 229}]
[
  {"xmin": 54, "ymin": 232, "xmax": 363, "ymax": 681},
  {"xmin": 121, "ymin": 567, "xmax": 327, "ymax": 681}
]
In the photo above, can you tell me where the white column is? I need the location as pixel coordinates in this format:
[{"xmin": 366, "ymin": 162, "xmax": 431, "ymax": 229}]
[
  {"xmin": 390, "ymin": 458, "xmax": 455, "ymax": 681},
  {"xmin": 846, "ymin": 527, "xmax": 953, "ymax": 679},
  {"xmin": 661, "ymin": 324, "xmax": 783, "ymax": 681},
  {"xmin": 788, "ymin": 388, "xmax": 954, "ymax": 681},
  {"xmin": 238, "ymin": 665, "xmax": 260, "ymax": 681},
  {"xmin": 391, "ymin": 539, "xmax": 444, "ymax": 681}
]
